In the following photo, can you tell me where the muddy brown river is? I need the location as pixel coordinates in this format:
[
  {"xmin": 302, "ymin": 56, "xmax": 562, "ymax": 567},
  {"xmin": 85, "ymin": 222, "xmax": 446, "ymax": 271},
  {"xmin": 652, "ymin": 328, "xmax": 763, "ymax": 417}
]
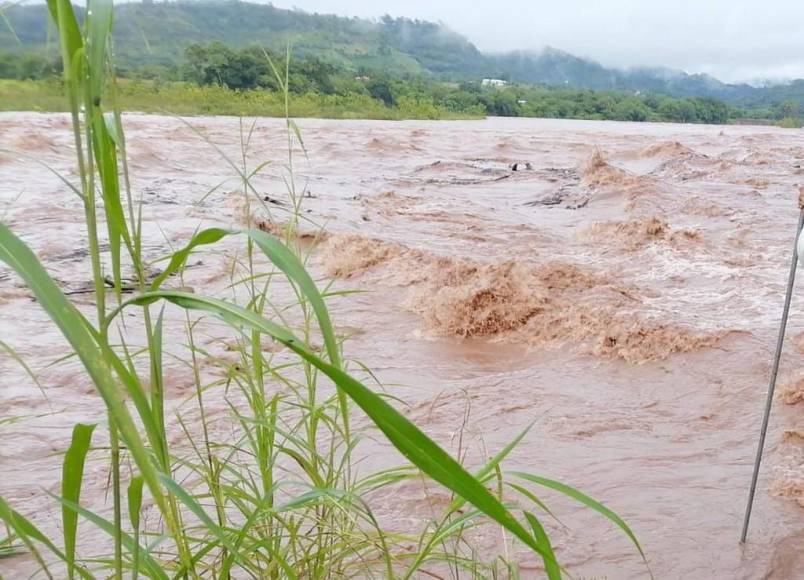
[{"xmin": 1, "ymin": 113, "xmax": 804, "ymax": 578}]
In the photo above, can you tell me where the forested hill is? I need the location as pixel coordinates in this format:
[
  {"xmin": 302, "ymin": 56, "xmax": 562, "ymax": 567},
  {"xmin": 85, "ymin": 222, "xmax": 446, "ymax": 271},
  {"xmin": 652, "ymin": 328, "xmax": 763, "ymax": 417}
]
[
  {"xmin": 1, "ymin": 0, "xmax": 801, "ymax": 107},
  {"xmin": 0, "ymin": 1, "xmax": 483, "ymax": 77}
]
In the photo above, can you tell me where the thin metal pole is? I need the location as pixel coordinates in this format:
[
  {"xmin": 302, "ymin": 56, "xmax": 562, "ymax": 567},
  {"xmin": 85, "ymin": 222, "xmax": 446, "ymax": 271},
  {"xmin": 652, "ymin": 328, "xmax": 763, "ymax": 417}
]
[{"xmin": 740, "ymin": 204, "xmax": 804, "ymax": 543}]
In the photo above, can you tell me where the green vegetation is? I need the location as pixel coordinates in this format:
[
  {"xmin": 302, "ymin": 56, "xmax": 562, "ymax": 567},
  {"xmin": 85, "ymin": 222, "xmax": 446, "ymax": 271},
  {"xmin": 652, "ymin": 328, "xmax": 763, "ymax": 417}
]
[
  {"xmin": 2, "ymin": 0, "xmax": 804, "ymax": 115},
  {"xmin": 0, "ymin": 78, "xmax": 479, "ymax": 119},
  {"xmin": 0, "ymin": 2, "xmax": 479, "ymax": 79},
  {"xmin": 177, "ymin": 42, "xmax": 733, "ymax": 123},
  {"xmin": 0, "ymin": 48, "xmax": 61, "ymax": 79},
  {"xmin": 0, "ymin": 0, "xmax": 804, "ymax": 125},
  {"xmin": 1, "ymin": 1, "xmax": 801, "ymax": 124},
  {"xmin": 0, "ymin": 1, "xmax": 647, "ymax": 578},
  {"xmin": 1, "ymin": 30, "xmax": 798, "ymax": 124},
  {"xmin": 0, "ymin": 73, "xmax": 762, "ymax": 124}
]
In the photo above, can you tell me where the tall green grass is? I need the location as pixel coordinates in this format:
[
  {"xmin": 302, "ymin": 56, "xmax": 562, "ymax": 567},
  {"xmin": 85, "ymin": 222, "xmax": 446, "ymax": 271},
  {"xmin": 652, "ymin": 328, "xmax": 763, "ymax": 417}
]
[{"xmin": 0, "ymin": 1, "xmax": 646, "ymax": 578}]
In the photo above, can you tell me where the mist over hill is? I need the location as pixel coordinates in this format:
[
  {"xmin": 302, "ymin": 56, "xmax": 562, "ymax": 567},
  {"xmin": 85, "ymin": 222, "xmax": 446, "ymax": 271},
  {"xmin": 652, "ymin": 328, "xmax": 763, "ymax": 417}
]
[{"xmin": 0, "ymin": 0, "xmax": 801, "ymax": 107}]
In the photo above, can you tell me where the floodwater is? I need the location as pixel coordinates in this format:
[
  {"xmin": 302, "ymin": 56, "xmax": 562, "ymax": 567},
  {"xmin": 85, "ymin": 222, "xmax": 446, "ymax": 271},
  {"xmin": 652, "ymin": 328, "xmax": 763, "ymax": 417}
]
[{"xmin": 1, "ymin": 112, "xmax": 804, "ymax": 578}]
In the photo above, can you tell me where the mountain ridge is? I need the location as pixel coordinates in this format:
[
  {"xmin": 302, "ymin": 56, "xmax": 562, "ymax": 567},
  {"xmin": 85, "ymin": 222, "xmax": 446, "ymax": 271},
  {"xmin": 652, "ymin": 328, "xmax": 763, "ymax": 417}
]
[{"xmin": 0, "ymin": 0, "xmax": 801, "ymax": 107}]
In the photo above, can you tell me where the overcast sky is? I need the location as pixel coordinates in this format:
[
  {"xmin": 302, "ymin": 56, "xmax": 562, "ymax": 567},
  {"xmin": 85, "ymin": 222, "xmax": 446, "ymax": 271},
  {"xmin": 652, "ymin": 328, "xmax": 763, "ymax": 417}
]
[{"xmin": 273, "ymin": 0, "xmax": 804, "ymax": 83}]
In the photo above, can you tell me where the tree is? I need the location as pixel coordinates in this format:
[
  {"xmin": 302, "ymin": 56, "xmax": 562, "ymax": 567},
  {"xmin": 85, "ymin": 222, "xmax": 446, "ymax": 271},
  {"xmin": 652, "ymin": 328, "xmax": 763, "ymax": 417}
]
[
  {"xmin": 613, "ymin": 97, "xmax": 650, "ymax": 122},
  {"xmin": 183, "ymin": 43, "xmax": 272, "ymax": 90},
  {"xmin": 774, "ymin": 100, "xmax": 800, "ymax": 120},
  {"xmin": 366, "ymin": 78, "xmax": 396, "ymax": 106}
]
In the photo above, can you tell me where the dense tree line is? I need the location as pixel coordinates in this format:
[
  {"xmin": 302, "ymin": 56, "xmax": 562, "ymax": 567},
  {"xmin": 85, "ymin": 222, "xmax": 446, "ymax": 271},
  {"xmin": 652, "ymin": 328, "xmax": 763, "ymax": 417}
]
[
  {"xmin": 178, "ymin": 43, "xmax": 739, "ymax": 124},
  {"xmin": 0, "ymin": 50, "xmax": 60, "ymax": 80},
  {"xmin": 0, "ymin": 42, "xmax": 791, "ymax": 126},
  {"xmin": 182, "ymin": 42, "xmax": 357, "ymax": 94}
]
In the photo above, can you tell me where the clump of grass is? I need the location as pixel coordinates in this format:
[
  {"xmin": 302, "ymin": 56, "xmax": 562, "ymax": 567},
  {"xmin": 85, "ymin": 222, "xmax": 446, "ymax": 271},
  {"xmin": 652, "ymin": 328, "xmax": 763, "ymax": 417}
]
[{"xmin": 0, "ymin": 2, "xmax": 646, "ymax": 578}]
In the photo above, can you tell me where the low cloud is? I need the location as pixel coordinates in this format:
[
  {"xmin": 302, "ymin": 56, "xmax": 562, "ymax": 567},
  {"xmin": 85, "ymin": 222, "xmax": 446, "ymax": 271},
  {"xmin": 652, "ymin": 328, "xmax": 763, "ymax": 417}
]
[{"xmin": 283, "ymin": 0, "xmax": 804, "ymax": 83}]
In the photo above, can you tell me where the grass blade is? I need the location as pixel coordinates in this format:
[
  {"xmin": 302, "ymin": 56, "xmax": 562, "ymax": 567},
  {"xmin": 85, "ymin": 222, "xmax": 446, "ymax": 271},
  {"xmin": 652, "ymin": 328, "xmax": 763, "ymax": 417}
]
[
  {"xmin": 404, "ymin": 424, "xmax": 537, "ymax": 577},
  {"xmin": 52, "ymin": 494, "xmax": 169, "ymax": 580},
  {"xmin": 149, "ymin": 227, "xmax": 230, "ymax": 290},
  {"xmin": 510, "ymin": 472, "xmax": 646, "ymax": 561},
  {"xmin": 0, "ymin": 224, "xmax": 169, "ymax": 531},
  {"xmin": 151, "ymin": 227, "xmax": 340, "ymax": 366},
  {"xmin": 0, "ymin": 496, "xmax": 93, "ymax": 579},
  {"xmin": 158, "ymin": 474, "xmax": 248, "ymax": 570},
  {"xmin": 524, "ymin": 512, "xmax": 561, "ymax": 579},
  {"xmin": 0, "ymin": 497, "xmax": 55, "ymax": 579},
  {"xmin": 0, "ymin": 339, "xmax": 49, "ymax": 404},
  {"xmin": 127, "ymin": 476, "xmax": 144, "ymax": 580},
  {"xmin": 61, "ymin": 423, "xmax": 96, "ymax": 580},
  {"xmin": 150, "ymin": 226, "xmax": 349, "ymax": 444},
  {"xmin": 111, "ymin": 291, "xmax": 555, "ymax": 567},
  {"xmin": 150, "ymin": 307, "xmax": 167, "ymax": 468},
  {"xmin": 246, "ymin": 227, "xmax": 340, "ymax": 367},
  {"xmin": 85, "ymin": 0, "xmax": 113, "ymax": 105},
  {"xmin": 46, "ymin": 0, "xmax": 83, "ymax": 79},
  {"xmin": 0, "ymin": 5, "xmax": 21, "ymax": 45}
]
